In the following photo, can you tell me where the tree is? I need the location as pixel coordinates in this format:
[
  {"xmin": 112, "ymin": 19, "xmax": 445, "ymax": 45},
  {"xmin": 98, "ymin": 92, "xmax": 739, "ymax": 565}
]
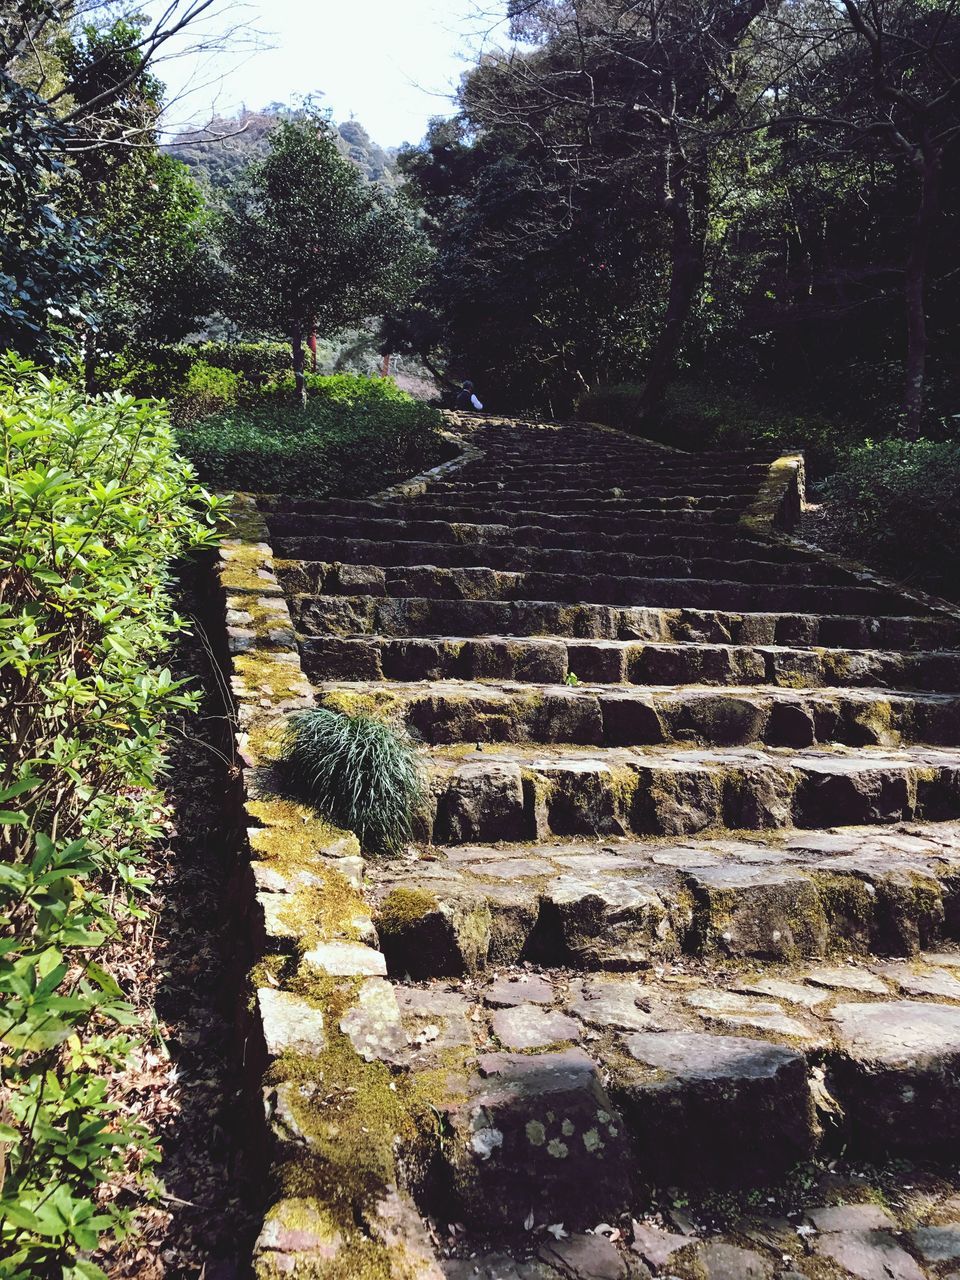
[
  {"xmin": 57, "ymin": 18, "xmax": 217, "ymax": 367},
  {"xmin": 827, "ymin": 1, "xmax": 960, "ymax": 436},
  {"xmin": 0, "ymin": 0, "xmax": 231, "ymax": 360},
  {"xmin": 0, "ymin": 72, "xmax": 101, "ymax": 357},
  {"xmin": 460, "ymin": 0, "xmax": 786, "ymax": 414},
  {"xmin": 218, "ymin": 113, "xmax": 426, "ymax": 403}
]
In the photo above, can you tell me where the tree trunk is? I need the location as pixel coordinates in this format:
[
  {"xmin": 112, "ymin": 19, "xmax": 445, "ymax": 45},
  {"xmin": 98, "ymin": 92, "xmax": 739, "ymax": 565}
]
[
  {"xmin": 640, "ymin": 161, "xmax": 709, "ymax": 417},
  {"xmin": 902, "ymin": 150, "xmax": 941, "ymax": 439},
  {"xmin": 291, "ymin": 325, "xmax": 306, "ymax": 408}
]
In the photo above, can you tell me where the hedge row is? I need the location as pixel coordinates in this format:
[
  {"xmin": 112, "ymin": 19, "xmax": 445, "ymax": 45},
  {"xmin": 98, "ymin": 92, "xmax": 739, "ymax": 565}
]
[{"xmin": 0, "ymin": 356, "xmax": 221, "ymax": 1276}]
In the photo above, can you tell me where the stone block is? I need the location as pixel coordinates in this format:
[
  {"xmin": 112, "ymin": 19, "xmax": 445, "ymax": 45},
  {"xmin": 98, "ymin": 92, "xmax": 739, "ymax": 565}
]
[
  {"xmin": 435, "ymin": 761, "xmax": 528, "ymax": 843},
  {"xmin": 685, "ymin": 864, "xmax": 828, "ymax": 960},
  {"xmin": 443, "ymin": 1049, "xmax": 632, "ymax": 1230},
  {"xmin": 615, "ymin": 1031, "xmax": 817, "ymax": 1184},
  {"xmin": 377, "ymin": 882, "xmax": 492, "ymax": 978},
  {"xmin": 537, "ymin": 876, "xmax": 675, "ymax": 969},
  {"xmin": 256, "ymin": 988, "xmax": 325, "ymax": 1060},
  {"xmin": 829, "ymin": 1000, "xmax": 960, "ymax": 1154}
]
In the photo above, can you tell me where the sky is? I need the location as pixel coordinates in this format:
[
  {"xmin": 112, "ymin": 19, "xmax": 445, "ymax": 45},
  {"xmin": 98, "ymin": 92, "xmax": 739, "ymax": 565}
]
[{"xmin": 153, "ymin": 0, "xmax": 513, "ymax": 148}]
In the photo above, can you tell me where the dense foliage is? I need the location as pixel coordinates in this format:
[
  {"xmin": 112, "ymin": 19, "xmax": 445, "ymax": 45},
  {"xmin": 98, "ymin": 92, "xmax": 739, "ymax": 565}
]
[
  {"xmin": 218, "ymin": 114, "xmax": 426, "ymax": 399},
  {"xmin": 0, "ymin": 356, "xmax": 220, "ymax": 1277},
  {"xmin": 393, "ymin": 1, "xmax": 960, "ymax": 435},
  {"xmin": 176, "ymin": 373, "xmax": 446, "ymax": 495},
  {"xmin": 825, "ymin": 440, "xmax": 960, "ymax": 597}
]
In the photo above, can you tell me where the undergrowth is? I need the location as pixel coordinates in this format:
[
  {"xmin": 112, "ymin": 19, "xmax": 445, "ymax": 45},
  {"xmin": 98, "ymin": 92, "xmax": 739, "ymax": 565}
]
[
  {"xmin": 175, "ymin": 376, "xmax": 445, "ymax": 497},
  {"xmin": 0, "ymin": 354, "xmax": 221, "ymax": 1276}
]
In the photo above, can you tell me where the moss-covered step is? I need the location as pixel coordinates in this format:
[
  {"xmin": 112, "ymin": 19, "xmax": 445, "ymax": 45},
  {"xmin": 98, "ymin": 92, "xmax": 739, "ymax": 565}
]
[
  {"xmin": 419, "ymin": 744, "xmax": 960, "ymax": 844},
  {"xmin": 315, "ymin": 679, "xmax": 960, "ymax": 750},
  {"xmin": 299, "ymin": 634, "xmax": 960, "ymax": 691},
  {"xmin": 386, "ymin": 952, "xmax": 960, "ymax": 1225},
  {"xmin": 268, "ymin": 539, "xmax": 856, "ymax": 589},
  {"xmin": 369, "ymin": 822, "xmax": 960, "ymax": 973},
  {"xmin": 266, "ymin": 511, "xmax": 812, "ymax": 561},
  {"xmin": 278, "ymin": 561, "xmax": 910, "ymax": 615},
  {"xmin": 291, "ymin": 594, "xmax": 960, "ymax": 653}
]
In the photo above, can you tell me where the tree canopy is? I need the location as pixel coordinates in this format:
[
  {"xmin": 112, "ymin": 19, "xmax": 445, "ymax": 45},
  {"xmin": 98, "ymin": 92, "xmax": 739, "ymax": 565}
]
[{"xmin": 218, "ymin": 113, "xmax": 426, "ymax": 399}]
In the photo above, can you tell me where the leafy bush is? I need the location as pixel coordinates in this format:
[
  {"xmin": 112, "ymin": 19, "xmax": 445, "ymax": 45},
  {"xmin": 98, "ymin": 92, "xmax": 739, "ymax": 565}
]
[
  {"xmin": 825, "ymin": 439, "xmax": 960, "ymax": 599},
  {"xmin": 189, "ymin": 339, "xmax": 294, "ymax": 382},
  {"xmin": 578, "ymin": 380, "xmax": 860, "ymax": 475},
  {"xmin": 176, "ymin": 379, "xmax": 446, "ymax": 496},
  {"xmin": 279, "ymin": 708, "xmax": 425, "ymax": 855},
  {"xmin": 0, "ymin": 355, "xmax": 221, "ymax": 1276},
  {"xmin": 177, "ymin": 360, "xmax": 245, "ymax": 417}
]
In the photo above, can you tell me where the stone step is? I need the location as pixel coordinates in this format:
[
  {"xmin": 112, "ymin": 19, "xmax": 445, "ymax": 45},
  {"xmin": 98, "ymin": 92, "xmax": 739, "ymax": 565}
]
[
  {"xmin": 458, "ymin": 458, "xmax": 770, "ymax": 478},
  {"xmin": 374, "ymin": 822, "xmax": 960, "ymax": 971},
  {"xmin": 317, "ymin": 679, "xmax": 960, "ymax": 749},
  {"xmin": 369, "ymin": 496, "xmax": 749, "ymax": 521},
  {"xmin": 423, "ymin": 479, "xmax": 761, "ymax": 499},
  {"xmin": 299, "ymin": 633, "xmax": 960, "ymax": 691},
  {"xmin": 270, "ymin": 538, "xmax": 854, "ymax": 586},
  {"xmin": 389, "ymin": 951, "xmax": 960, "ymax": 1225},
  {"xmin": 268, "ymin": 514, "xmax": 809, "ymax": 561},
  {"xmin": 279, "ymin": 561, "xmax": 909, "ymax": 614},
  {"xmin": 307, "ymin": 497, "xmax": 745, "ymax": 525},
  {"xmin": 420, "ymin": 743, "xmax": 960, "ymax": 844},
  {"xmin": 291, "ymin": 594, "xmax": 959, "ymax": 650}
]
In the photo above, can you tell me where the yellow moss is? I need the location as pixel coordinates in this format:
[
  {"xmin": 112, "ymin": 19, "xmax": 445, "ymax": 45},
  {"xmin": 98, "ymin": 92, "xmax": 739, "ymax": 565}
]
[
  {"xmin": 610, "ymin": 765, "xmax": 640, "ymax": 815},
  {"xmin": 276, "ymin": 866, "xmax": 370, "ymax": 948},
  {"xmin": 249, "ymin": 811, "xmax": 360, "ymax": 869},
  {"xmin": 377, "ymin": 887, "xmax": 439, "ymax": 935},
  {"xmin": 235, "ymin": 651, "xmax": 310, "ymax": 702},
  {"xmin": 320, "ymin": 688, "xmax": 402, "ymax": 719}
]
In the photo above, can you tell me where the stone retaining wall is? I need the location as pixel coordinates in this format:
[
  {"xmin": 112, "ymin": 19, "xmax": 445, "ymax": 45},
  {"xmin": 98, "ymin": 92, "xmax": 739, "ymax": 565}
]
[{"xmin": 216, "ymin": 493, "xmax": 443, "ymax": 1279}]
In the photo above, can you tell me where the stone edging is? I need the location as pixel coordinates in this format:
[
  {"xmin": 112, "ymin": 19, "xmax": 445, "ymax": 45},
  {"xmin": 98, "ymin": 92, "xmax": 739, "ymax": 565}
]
[
  {"xmin": 735, "ymin": 451, "xmax": 960, "ymax": 622},
  {"xmin": 786, "ymin": 533, "xmax": 960, "ymax": 624},
  {"xmin": 217, "ymin": 493, "xmax": 442, "ymax": 1279},
  {"xmin": 740, "ymin": 451, "xmax": 805, "ymax": 536},
  {"xmin": 372, "ymin": 427, "xmax": 482, "ymax": 500}
]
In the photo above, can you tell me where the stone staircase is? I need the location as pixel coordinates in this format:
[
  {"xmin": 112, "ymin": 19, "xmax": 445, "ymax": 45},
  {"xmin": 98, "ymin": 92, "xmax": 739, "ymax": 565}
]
[{"xmin": 261, "ymin": 415, "xmax": 960, "ymax": 1277}]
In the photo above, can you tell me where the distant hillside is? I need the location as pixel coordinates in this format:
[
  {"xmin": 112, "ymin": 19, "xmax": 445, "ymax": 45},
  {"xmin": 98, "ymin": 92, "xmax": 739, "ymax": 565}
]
[{"xmin": 167, "ymin": 105, "xmax": 399, "ymax": 191}]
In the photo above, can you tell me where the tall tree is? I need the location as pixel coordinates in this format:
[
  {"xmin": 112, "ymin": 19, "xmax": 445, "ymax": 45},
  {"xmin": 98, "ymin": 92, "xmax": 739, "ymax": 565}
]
[
  {"xmin": 218, "ymin": 114, "xmax": 426, "ymax": 403},
  {"xmin": 831, "ymin": 0, "xmax": 960, "ymax": 435},
  {"xmin": 461, "ymin": 0, "xmax": 785, "ymax": 414}
]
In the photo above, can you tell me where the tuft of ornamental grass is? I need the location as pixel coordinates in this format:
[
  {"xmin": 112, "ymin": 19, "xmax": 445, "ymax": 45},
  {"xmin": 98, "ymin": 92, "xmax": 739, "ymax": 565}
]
[{"xmin": 279, "ymin": 707, "xmax": 425, "ymax": 856}]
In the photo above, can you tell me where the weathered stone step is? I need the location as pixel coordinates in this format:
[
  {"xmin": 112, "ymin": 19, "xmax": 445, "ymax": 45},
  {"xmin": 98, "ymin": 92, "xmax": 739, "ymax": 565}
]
[
  {"xmin": 299, "ymin": 633, "xmax": 960, "ymax": 691},
  {"xmin": 269, "ymin": 513, "xmax": 807, "ymax": 561},
  {"xmin": 392, "ymin": 952, "xmax": 960, "ymax": 1224},
  {"xmin": 280, "ymin": 561, "xmax": 910, "ymax": 615},
  {"xmin": 317, "ymin": 679, "xmax": 960, "ymax": 749},
  {"xmin": 421, "ymin": 743, "xmax": 960, "ymax": 844},
  {"xmin": 373, "ymin": 822, "xmax": 960, "ymax": 973},
  {"xmin": 374, "ymin": 496, "xmax": 749, "ymax": 520},
  {"xmin": 305, "ymin": 497, "xmax": 744, "ymax": 525},
  {"xmin": 292, "ymin": 594, "xmax": 959, "ymax": 650},
  {"xmin": 459, "ymin": 458, "xmax": 770, "ymax": 478},
  {"xmin": 424, "ymin": 479, "xmax": 761, "ymax": 499},
  {"xmin": 272, "ymin": 538, "xmax": 852, "ymax": 586}
]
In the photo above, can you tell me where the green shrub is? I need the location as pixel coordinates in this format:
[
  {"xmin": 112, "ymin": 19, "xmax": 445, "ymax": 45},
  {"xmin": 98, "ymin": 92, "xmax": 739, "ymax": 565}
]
[
  {"xmin": 176, "ymin": 381, "xmax": 446, "ymax": 496},
  {"xmin": 177, "ymin": 359, "xmax": 245, "ymax": 416},
  {"xmin": 190, "ymin": 339, "xmax": 294, "ymax": 382},
  {"xmin": 0, "ymin": 354, "xmax": 221, "ymax": 1276},
  {"xmin": 825, "ymin": 438, "xmax": 960, "ymax": 599},
  {"xmin": 279, "ymin": 708, "xmax": 425, "ymax": 856}
]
